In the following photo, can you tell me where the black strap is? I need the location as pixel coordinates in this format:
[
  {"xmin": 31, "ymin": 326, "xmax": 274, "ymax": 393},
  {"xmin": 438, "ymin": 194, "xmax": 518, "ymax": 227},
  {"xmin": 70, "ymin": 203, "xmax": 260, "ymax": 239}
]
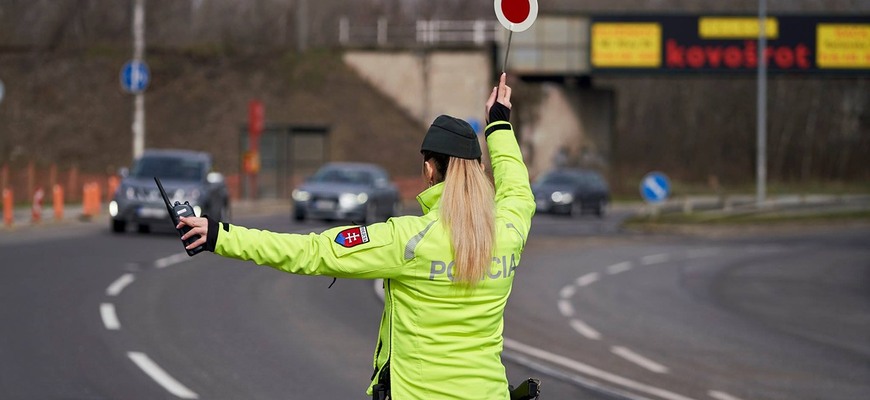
[{"xmin": 485, "ymin": 122, "xmax": 512, "ymax": 138}]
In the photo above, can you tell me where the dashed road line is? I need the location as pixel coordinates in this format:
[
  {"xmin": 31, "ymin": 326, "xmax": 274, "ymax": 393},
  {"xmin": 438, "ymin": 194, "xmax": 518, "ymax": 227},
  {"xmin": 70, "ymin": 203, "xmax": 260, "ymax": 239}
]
[
  {"xmin": 708, "ymin": 390, "xmax": 743, "ymax": 400},
  {"xmin": 576, "ymin": 272, "xmax": 600, "ymax": 287},
  {"xmin": 557, "ymin": 299, "xmax": 574, "ymax": 317},
  {"xmin": 559, "ymin": 284, "xmax": 576, "ymax": 298},
  {"xmin": 570, "ymin": 319, "xmax": 601, "ymax": 340},
  {"xmin": 504, "ymin": 338, "xmax": 697, "ymax": 400},
  {"xmin": 611, "ymin": 346, "xmax": 670, "ymax": 374},
  {"xmin": 128, "ymin": 352, "xmax": 199, "ymax": 399},
  {"xmin": 641, "ymin": 253, "xmax": 670, "ymax": 265},
  {"xmin": 606, "ymin": 261, "xmax": 633, "ymax": 275},
  {"xmin": 106, "ymin": 273, "xmax": 135, "ymax": 296},
  {"xmin": 155, "ymin": 253, "xmax": 189, "ymax": 269},
  {"xmin": 100, "ymin": 303, "xmax": 121, "ymax": 330}
]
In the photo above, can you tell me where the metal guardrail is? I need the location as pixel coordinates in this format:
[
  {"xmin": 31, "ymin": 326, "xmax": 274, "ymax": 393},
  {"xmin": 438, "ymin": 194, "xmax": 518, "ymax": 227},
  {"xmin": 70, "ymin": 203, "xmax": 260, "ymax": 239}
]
[{"xmin": 338, "ymin": 18, "xmax": 502, "ymax": 47}]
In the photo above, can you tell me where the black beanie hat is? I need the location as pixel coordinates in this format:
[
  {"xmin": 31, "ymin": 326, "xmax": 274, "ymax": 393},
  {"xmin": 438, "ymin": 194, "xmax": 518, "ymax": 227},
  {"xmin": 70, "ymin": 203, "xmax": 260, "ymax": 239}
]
[{"xmin": 420, "ymin": 115, "xmax": 482, "ymax": 160}]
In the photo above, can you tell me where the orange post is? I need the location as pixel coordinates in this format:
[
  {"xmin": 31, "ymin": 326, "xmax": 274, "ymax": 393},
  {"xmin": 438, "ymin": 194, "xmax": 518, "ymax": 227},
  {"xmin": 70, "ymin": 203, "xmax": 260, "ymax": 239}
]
[
  {"xmin": 82, "ymin": 183, "xmax": 93, "ymax": 219},
  {"xmin": 2, "ymin": 188, "xmax": 12, "ymax": 227},
  {"xmin": 53, "ymin": 184, "xmax": 64, "ymax": 222},
  {"xmin": 93, "ymin": 183, "xmax": 102, "ymax": 215}
]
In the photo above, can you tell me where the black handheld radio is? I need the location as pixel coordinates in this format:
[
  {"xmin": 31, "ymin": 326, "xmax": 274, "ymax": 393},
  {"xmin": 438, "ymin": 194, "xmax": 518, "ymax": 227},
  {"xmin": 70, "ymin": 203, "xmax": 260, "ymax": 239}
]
[{"xmin": 154, "ymin": 177, "xmax": 204, "ymax": 256}]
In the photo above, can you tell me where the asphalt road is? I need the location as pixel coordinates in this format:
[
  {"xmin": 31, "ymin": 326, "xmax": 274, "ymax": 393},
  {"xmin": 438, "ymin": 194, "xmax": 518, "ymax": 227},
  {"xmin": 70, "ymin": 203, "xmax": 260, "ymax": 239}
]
[{"xmin": 0, "ymin": 209, "xmax": 867, "ymax": 399}]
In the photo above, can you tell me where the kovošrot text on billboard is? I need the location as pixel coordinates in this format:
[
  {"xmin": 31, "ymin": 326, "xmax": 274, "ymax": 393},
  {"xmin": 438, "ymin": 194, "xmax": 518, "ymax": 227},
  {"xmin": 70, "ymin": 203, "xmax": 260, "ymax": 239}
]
[{"xmin": 590, "ymin": 15, "xmax": 869, "ymax": 73}]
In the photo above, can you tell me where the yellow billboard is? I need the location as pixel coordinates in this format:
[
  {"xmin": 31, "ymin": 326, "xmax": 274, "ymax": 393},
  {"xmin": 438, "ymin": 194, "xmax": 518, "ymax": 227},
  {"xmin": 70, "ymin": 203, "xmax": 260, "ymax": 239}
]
[
  {"xmin": 817, "ymin": 24, "xmax": 870, "ymax": 68},
  {"xmin": 699, "ymin": 17, "xmax": 778, "ymax": 39},
  {"xmin": 591, "ymin": 23, "xmax": 662, "ymax": 68}
]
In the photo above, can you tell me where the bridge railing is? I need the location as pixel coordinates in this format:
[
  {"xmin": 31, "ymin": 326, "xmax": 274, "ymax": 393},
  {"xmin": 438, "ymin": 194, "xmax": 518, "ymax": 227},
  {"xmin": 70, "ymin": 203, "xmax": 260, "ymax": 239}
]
[{"xmin": 338, "ymin": 17, "xmax": 503, "ymax": 48}]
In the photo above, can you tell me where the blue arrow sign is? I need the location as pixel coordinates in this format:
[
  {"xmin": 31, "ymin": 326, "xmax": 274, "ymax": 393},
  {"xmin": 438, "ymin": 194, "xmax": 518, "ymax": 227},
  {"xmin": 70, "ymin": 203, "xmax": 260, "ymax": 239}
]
[
  {"xmin": 640, "ymin": 171, "xmax": 671, "ymax": 204},
  {"xmin": 120, "ymin": 60, "xmax": 150, "ymax": 93}
]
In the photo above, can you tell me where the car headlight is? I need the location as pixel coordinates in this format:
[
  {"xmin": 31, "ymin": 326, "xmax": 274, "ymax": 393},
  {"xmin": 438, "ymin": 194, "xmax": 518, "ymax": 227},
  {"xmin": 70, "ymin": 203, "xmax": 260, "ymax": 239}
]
[
  {"xmin": 292, "ymin": 189, "xmax": 311, "ymax": 202},
  {"xmin": 339, "ymin": 193, "xmax": 367, "ymax": 209},
  {"xmin": 109, "ymin": 201, "xmax": 119, "ymax": 217},
  {"xmin": 551, "ymin": 192, "xmax": 574, "ymax": 204}
]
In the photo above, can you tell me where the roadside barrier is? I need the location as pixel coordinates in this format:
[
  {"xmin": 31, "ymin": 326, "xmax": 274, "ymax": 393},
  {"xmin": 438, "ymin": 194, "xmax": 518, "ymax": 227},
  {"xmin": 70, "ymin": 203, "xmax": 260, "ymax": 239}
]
[
  {"xmin": 31, "ymin": 188, "xmax": 45, "ymax": 223},
  {"xmin": 2, "ymin": 188, "xmax": 11, "ymax": 227},
  {"xmin": 81, "ymin": 182, "xmax": 102, "ymax": 219},
  {"xmin": 53, "ymin": 184, "xmax": 64, "ymax": 222}
]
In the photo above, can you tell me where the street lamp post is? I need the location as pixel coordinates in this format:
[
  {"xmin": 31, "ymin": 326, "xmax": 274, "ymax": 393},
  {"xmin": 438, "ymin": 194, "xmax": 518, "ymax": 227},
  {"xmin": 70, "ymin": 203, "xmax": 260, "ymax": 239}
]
[{"xmin": 756, "ymin": 0, "xmax": 767, "ymax": 207}]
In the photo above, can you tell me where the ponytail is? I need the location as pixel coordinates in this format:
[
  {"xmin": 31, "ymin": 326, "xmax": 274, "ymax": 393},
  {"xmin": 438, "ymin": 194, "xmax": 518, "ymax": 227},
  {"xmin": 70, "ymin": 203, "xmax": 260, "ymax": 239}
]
[{"xmin": 439, "ymin": 157, "xmax": 496, "ymax": 288}]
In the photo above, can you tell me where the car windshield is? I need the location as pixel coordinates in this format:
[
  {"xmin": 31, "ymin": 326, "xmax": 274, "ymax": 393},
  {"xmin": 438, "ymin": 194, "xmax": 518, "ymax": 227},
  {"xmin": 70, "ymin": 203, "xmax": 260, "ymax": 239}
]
[
  {"xmin": 310, "ymin": 167, "xmax": 374, "ymax": 185},
  {"xmin": 131, "ymin": 156, "xmax": 206, "ymax": 181},
  {"xmin": 537, "ymin": 171, "xmax": 581, "ymax": 186}
]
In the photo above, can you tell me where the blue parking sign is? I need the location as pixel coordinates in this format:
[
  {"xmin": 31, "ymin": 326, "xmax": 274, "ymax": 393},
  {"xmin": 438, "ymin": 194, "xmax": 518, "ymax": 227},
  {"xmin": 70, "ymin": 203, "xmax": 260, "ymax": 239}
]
[
  {"xmin": 640, "ymin": 171, "xmax": 670, "ymax": 204},
  {"xmin": 120, "ymin": 60, "xmax": 150, "ymax": 93}
]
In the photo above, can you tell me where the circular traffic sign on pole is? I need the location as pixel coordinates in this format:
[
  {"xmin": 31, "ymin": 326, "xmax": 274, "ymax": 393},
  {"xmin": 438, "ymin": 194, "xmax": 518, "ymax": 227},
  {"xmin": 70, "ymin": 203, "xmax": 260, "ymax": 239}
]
[
  {"xmin": 640, "ymin": 171, "xmax": 671, "ymax": 204},
  {"xmin": 120, "ymin": 60, "xmax": 150, "ymax": 93}
]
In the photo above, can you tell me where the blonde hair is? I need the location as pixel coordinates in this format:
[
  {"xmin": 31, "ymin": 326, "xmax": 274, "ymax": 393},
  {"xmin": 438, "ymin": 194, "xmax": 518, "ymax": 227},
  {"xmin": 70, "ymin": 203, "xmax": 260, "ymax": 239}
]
[{"xmin": 439, "ymin": 157, "xmax": 496, "ymax": 288}]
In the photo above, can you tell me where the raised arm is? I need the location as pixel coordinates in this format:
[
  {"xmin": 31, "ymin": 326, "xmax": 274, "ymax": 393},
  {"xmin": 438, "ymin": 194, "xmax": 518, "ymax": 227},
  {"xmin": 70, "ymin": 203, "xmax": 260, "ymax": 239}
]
[{"xmin": 484, "ymin": 73, "xmax": 535, "ymax": 234}]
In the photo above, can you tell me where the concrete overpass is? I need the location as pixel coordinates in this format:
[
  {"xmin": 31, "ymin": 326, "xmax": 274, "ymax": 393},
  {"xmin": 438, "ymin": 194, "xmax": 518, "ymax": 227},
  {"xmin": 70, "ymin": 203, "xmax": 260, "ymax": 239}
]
[{"xmin": 342, "ymin": 16, "xmax": 609, "ymax": 179}]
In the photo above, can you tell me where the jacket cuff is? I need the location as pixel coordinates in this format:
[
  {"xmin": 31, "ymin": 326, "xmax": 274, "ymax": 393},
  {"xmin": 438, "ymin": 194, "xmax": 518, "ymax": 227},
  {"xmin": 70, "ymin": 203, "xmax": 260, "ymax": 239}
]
[
  {"xmin": 484, "ymin": 121, "xmax": 512, "ymax": 138},
  {"xmin": 205, "ymin": 216, "xmax": 220, "ymax": 252}
]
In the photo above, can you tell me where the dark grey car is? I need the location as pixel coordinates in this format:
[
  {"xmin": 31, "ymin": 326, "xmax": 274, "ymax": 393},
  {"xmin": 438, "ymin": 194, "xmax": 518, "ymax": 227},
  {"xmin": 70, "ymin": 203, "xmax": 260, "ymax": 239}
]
[
  {"xmin": 292, "ymin": 162, "xmax": 401, "ymax": 224},
  {"xmin": 109, "ymin": 149, "xmax": 230, "ymax": 233},
  {"xmin": 532, "ymin": 168, "xmax": 610, "ymax": 217}
]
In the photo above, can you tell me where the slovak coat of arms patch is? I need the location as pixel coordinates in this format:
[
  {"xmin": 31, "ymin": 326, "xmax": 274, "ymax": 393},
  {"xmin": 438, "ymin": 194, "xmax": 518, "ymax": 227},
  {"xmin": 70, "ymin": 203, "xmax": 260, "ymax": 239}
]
[{"xmin": 334, "ymin": 226, "xmax": 369, "ymax": 248}]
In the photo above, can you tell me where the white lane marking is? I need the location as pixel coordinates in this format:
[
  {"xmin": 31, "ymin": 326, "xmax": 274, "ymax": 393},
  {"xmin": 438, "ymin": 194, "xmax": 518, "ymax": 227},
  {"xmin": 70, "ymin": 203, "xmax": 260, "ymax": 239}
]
[
  {"xmin": 570, "ymin": 319, "xmax": 601, "ymax": 340},
  {"xmin": 100, "ymin": 303, "xmax": 121, "ymax": 330},
  {"xmin": 557, "ymin": 300, "xmax": 574, "ymax": 317},
  {"xmin": 606, "ymin": 261, "xmax": 633, "ymax": 275},
  {"xmin": 155, "ymin": 253, "xmax": 189, "ymax": 269},
  {"xmin": 559, "ymin": 285, "xmax": 576, "ymax": 298},
  {"xmin": 611, "ymin": 346, "xmax": 670, "ymax": 374},
  {"xmin": 374, "ymin": 279, "xmax": 385, "ymax": 301},
  {"xmin": 576, "ymin": 272, "xmax": 600, "ymax": 287},
  {"xmin": 708, "ymin": 390, "xmax": 743, "ymax": 400},
  {"xmin": 641, "ymin": 253, "xmax": 670, "ymax": 265},
  {"xmin": 504, "ymin": 338, "xmax": 697, "ymax": 400},
  {"xmin": 128, "ymin": 352, "xmax": 199, "ymax": 399},
  {"xmin": 106, "ymin": 273, "xmax": 136, "ymax": 296}
]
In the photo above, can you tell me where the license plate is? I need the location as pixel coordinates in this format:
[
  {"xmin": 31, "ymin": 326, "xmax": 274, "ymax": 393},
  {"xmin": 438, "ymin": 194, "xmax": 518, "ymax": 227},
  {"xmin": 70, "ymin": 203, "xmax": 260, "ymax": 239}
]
[
  {"xmin": 314, "ymin": 200, "xmax": 335, "ymax": 210},
  {"xmin": 138, "ymin": 207, "xmax": 167, "ymax": 218}
]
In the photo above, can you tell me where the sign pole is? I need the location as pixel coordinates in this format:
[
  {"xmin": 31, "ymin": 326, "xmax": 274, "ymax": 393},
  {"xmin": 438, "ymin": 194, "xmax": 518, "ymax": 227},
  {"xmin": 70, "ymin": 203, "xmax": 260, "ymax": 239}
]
[
  {"xmin": 132, "ymin": 0, "xmax": 146, "ymax": 159},
  {"xmin": 756, "ymin": 0, "xmax": 767, "ymax": 208}
]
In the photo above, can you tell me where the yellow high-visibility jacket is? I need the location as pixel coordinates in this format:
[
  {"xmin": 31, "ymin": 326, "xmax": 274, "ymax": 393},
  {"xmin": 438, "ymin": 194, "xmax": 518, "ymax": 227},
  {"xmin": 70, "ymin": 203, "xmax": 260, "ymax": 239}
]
[{"xmin": 212, "ymin": 121, "xmax": 535, "ymax": 399}]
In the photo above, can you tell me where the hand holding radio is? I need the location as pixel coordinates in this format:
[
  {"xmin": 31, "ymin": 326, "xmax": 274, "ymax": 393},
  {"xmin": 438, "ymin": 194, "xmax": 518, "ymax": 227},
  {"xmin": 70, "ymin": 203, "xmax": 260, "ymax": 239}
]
[
  {"xmin": 154, "ymin": 177, "xmax": 206, "ymax": 256},
  {"xmin": 177, "ymin": 216, "xmax": 208, "ymax": 250}
]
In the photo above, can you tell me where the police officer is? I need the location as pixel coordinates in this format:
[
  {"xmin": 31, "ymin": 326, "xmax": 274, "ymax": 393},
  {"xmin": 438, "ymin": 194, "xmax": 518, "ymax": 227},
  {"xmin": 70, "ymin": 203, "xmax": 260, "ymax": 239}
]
[{"xmin": 177, "ymin": 73, "xmax": 535, "ymax": 399}]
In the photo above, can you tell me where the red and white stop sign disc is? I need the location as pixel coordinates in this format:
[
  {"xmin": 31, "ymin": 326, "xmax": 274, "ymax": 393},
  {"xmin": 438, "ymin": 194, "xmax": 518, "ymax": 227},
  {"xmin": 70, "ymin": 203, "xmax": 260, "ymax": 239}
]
[{"xmin": 494, "ymin": 0, "xmax": 538, "ymax": 32}]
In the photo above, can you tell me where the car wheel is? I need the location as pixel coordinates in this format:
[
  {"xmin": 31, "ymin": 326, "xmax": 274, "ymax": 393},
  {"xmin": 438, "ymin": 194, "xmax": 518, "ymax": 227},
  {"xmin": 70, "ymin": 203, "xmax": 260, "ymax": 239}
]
[
  {"xmin": 137, "ymin": 224, "xmax": 150, "ymax": 234},
  {"xmin": 364, "ymin": 202, "xmax": 378, "ymax": 224},
  {"xmin": 111, "ymin": 219, "xmax": 126, "ymax": 233},
  {"xmin": 595, "ymin": 199, "xmax": 606, "ymax": 218},
  {"xmin": 294, "ymin": 209, "xmax": 305, "ymax": 222},
  {"xmin": 570, "ymin": 201, "xmax": 582, "ymax": 217}
]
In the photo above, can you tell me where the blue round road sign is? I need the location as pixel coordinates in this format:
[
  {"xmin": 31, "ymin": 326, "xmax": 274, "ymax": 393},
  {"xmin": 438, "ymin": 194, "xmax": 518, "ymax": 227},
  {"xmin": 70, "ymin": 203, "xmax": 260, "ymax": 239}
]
[
  {"xmin": 640, "ymin": 171, "xmax": 671, "ymax": 203},
  {"xmin": 120, "ymin": 60, "xmax": 150, "ymax": 93}
]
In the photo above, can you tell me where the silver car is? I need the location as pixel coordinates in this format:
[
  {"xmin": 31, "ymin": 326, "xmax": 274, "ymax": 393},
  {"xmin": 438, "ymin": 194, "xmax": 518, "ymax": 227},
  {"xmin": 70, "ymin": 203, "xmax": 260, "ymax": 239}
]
[
  {"xmin": 292, "ymin": 162, "xmax": 401, "ymax": 224},
  {"xmin": 109, "ymin": 149, "xmax": 229, "ymax": 233}
]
